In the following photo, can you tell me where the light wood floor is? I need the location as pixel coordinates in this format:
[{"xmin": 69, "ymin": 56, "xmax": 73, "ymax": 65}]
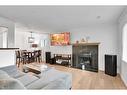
[
  {"xmin": 48, "ymin": 64, "xmax": 127, "ymax": 89},
  {"xmin": 19, "ymin": 63, "xmax": 127, "ymax": 89}
]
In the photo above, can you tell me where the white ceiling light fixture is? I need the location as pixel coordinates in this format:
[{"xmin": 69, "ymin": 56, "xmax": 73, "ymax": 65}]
[
  {"xmin": 96, "ymin": 16, "xmax": 101, "ymax": 19},
  {"xmin": 28, "ymin": 31, "xmax": 35, "ymax": 43}
]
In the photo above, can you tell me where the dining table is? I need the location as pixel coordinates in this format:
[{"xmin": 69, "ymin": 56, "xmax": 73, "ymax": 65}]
[{"xmin": 23, "ymin": 50, "xmax": 36, "ymax": 63}]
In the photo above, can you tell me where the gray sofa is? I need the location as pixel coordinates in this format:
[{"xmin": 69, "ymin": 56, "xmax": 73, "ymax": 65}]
[{"xmin": 0, "ymin": 65, "xmax": 72, "ymax": 89}]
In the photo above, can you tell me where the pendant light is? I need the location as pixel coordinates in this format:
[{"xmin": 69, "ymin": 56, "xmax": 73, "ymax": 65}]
[{"xmin": 28, "ymin": 31, "xmax": 35, "ymax": 43}]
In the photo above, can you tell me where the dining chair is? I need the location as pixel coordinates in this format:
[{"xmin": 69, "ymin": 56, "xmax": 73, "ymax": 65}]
[
  {"xmin": 20, "ymin": 50, "xmax": 28, "ymax": 64},
  {"xmin": 34, "ymin": 50, "xmax": 42, "ymax": 63},
  {"xmin": 15, "ymin": 50, "xmax": 22, "ymax": 67},
  {"xmin": 38, "ymin": 50, "xmax": 42, "ymax": 63}
]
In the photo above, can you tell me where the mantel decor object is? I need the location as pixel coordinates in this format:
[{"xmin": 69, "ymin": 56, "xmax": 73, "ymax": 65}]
[
  {"xmin": 86, "ymin": 36, "xmax": 90, "ymax": 43},
  {"xmin": 81, "ymin": 38, "xmax": 85, "ymax": 43}
]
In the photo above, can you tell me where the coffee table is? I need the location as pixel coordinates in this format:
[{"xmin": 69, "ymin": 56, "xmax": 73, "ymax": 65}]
[{"xmin": 23, "ymin": 63, "xmax": 42, "ymax": 74}]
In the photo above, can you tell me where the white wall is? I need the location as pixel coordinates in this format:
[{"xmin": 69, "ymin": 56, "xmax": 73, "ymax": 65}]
[
  {"xmin": 0, "ymin": 50, "xmax": 16, "ymax": 68},
  {"xmin": 15, "ymin": 29, "xmax": 31, "ymax": 49},
  {"xmin": 118, "ymin": 8, "xmax": 127, "ymax": 86},
  {"xmin": 0, "ymin": 17, "xmax": 15, "ymax": 48},
  {"xmin": 50, "ymin": 45, "xmax": 72, "ymax": 57},
  {"xmin": 50, "ymin": 23, "xmax": 119, "ymax": 71},
  {"xmin": 15, "ymin": 28, "xmax": 49, "ymax": 50}
]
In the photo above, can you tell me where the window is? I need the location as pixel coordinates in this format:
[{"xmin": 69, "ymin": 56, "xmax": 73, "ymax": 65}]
[
  {"xmin": 41, "ymin": 39, "xmax": 48, "ymax": 47},
  {"xmin": 0, "ymin": 26, "xmax": 8, "ymax": 48},
  {"xmin": 122, "ymin": 24, "xmax": 127, "ymax": 62},
  {"xmin": 2, "ymin": 31, "xmax": 7, "ymax": 48},
  {"xmin": 40, "ymin": 39, "xmax": 45, "ymax": 47}
]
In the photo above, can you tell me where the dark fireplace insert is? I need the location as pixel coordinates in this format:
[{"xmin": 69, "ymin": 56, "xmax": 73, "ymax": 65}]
[{"xmin": 72, "ymin": 44, "xmax": 99, "ymax": 72}]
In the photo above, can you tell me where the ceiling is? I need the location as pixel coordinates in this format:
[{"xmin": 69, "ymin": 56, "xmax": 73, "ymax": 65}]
[{"xmin": 0, "ymin": 6, "xmax": 126, "ymax": 32}]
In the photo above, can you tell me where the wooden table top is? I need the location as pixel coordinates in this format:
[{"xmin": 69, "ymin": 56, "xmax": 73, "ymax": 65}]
[{"xmin": 24, "ymin": 63, "xmax": 41, "ymax": 71}]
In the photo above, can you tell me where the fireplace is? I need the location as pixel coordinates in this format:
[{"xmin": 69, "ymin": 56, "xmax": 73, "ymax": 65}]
[
  {"xmin": 77, "ymin": 51, "xmax": 92, "ymax": 69},
  {"xmin": 72, "ymin": 43, "xmax": 99, "ymax": 72}
]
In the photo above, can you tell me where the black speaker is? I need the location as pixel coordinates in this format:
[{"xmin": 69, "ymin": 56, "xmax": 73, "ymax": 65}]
[
  {"xmin": 105, "ymin": 55, "xmax": 117, "ymax": 76},
  {"xmin": 50, "ymin": 58, "xmax": 56, "ymax": 64},
  {"xmin": 45, "ymin": 52, "xmax": 51, "ymax": 63}
]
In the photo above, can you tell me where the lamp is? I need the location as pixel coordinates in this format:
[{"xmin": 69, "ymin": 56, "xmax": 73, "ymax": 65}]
[{"xmin": 28, "ymin": 31, "xmax": 34, "ymax": 43}]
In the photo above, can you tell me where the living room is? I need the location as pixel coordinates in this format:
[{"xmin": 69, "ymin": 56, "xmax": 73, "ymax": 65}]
[{"xmin": 0, "ymin": 5, "xmax": 127, "ymax": 91}]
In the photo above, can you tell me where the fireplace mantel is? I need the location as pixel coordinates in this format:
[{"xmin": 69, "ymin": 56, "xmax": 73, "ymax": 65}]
[{"xmin": 72, "ymin": 42, "xmax": 100, "ymax": 46}]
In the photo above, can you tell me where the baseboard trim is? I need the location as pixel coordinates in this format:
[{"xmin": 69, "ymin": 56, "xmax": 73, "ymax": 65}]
[{"xmin": 120, "ymin": 74, "xmax": 127, "ymax": 87}]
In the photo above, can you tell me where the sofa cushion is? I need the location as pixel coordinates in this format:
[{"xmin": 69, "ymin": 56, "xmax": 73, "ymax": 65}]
[
  {"xmin": 9, "ymin": 70, "xmax": 25, "ymax": 78},
  {"xmin": 0, "ymin": 70, "xmax": 26, "ymax": 89},
  {"xmin": 0, "ymin": 70, "xmax": 10, "ymax": 79},
  {"xmin": 17, "ymin": 74, "xmax": 38, "ymax": 86},
  {"xmin": 0, "ymin": 65, "xmax": 18, "ymax": 73},
  {"xmin": 26, "ymin": 68, "xmax": 72, "ymax": 89},
  {"xmin": 0, "ymin": 65, "xmax": 25, "ymax": 78},
  {"xmin": 0, "ymin": 65, "xmax": 72, "ymax": 90}
]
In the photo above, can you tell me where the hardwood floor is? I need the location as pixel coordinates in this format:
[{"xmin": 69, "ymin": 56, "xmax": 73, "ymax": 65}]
[
  {"xmin": 47, "ymin": 64, "xmax": 126, "ymax": 89},
  {"xmin": 19, "ymin": 62, "xmax": 127, "ymax": 89}
]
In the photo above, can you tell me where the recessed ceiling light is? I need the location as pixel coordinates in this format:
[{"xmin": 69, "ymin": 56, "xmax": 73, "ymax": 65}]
[{"xmin": 96, "ymin": 16, "xmax": 101, "ymax": 19}]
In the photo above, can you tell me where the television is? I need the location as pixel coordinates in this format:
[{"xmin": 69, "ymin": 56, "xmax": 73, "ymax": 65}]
[{"xmin": 50, "ymin": 32, "xmax": 70, "ymax": 46}]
